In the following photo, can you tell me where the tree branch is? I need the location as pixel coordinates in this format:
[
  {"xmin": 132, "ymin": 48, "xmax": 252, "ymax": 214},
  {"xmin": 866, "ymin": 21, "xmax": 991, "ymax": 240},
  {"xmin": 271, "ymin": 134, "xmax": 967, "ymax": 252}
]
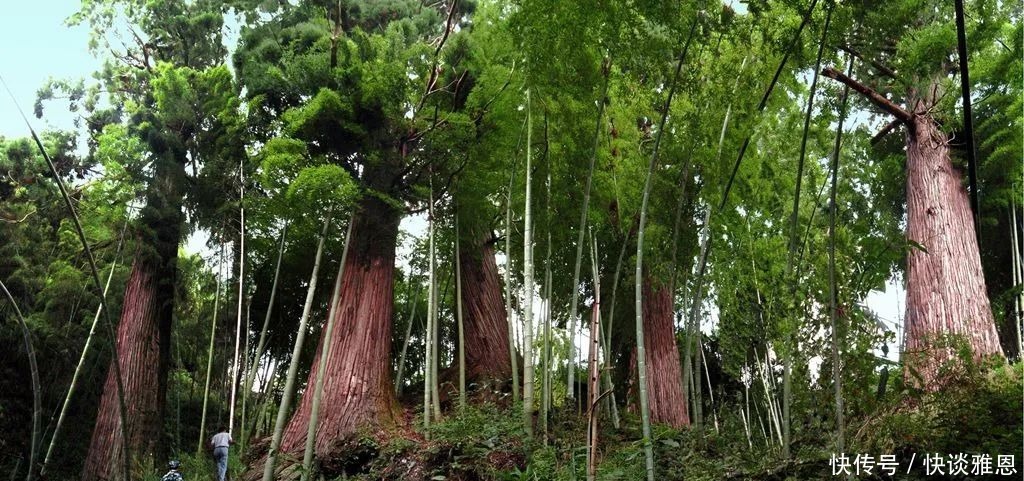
[
  {"xmin": 837, "ymin": 45, "xmax": 898, "ymax": 79},
  {"xmin": 822, "ymin": 67, "xmax": 912, "ymax": 123},
  {"xmin": 870, "ymin": 118, "xmax": 904, "ymax": 146}
]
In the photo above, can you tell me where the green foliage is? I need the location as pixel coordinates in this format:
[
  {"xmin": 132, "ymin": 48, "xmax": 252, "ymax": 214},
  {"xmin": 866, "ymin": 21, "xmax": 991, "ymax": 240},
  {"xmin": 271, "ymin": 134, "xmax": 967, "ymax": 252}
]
[
  {"xmin": 3, "ymin": 0, "xmax": 1021, "ymax": 479},
  {"xmin": 424, "ymin": 404, "xmax": 531, "ymax": 479},
  {"xmin": 857, "ymin": 362, "xmax": 1023, "ymax": 478}
]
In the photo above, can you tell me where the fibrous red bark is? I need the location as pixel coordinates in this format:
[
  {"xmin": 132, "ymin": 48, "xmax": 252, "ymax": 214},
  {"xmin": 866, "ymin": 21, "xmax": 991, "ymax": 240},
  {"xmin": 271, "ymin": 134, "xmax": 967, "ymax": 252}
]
[
  {"xmin": 83, "ymin": 148, "xmax": 183, "ymax": 481},
  {"xmin": 457, "ymin": 233, "xmax": 513, "ymax": 385},
  {"xmin": 902, "ymin": 85, "xmax": 1005, "ymax": 388},
  {"xmin": 628, "ymin": 276, "xmax": 689, "ymax": 428},
  {"xmin": 822, "ymin": 70, "xmax": 1006, "ymax": 389},
  {"xmin": 276, "ymin": 194, "xmax": 402, "ymax": 461},
  {"xmin": 82, "ymin": 256, "xmax": 174, "ymax": 481}
]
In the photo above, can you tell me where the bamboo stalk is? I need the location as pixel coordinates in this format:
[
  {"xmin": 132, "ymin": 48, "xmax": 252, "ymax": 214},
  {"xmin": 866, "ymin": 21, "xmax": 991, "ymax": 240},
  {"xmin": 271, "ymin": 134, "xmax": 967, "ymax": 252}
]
[
  {"xmin": 700, "ymin": 342, "xmax": 719, "ymax": 433},
  {"xmin": 954, "ymin": 0, "xmax": 982, "ymax": 233},
  {"xmin": 455, "ymin": 214, "xmax": 467, "ymax": 412},
  {"xmin": 541, "ymin": 132, "xmax": 553, "ymax": 439},
  {"xmin": 828, "ymin": 53, "xmax": 854, "ymax": 453},
  {"xmin": 634, "ymin": 20, "xmax": 695, "ymax": 478},
  {"xmin": 2, "ymin": 75, "xmax": 131, "ymax": 481},
  {"xmin": 782, "ymin": 5, "xmax": 832, "ymax": 458},
  {"xmin": 567, "ymin": 56, "xmax": 612, "ymax": 404},
  {"xmin": 430, "ymin": 199, "xmax": 442, "ymax": 421},
  {"xmin": 1010, "ymin": 200, "xmax": 1023, "ymax": 357},
  {"xmin": 241, "ymin": 223, "xmax": 289, "ymax": 438},
  {"xmin": 199, "ymin": 239, "xmax": 226, "ymax": 454},
  {"xmin": 522, "ymin": 88, "xmax": 536, "ymax": 437},
  {"xmin": 230, "ymin": 158, "xmax": 247, "ymax": 437},
  {"xmin": 425, "ymin": 178, "xmax": 437, "ymax": 432},
  {"xmin": 42, "ymin": 212, "xmax": 130, "ymax": 475},
  {"xmin": 0, "ymin": 279, "xmax": 41, "ymax": 481},
  {"xmin": 261, "ymin": 211, "xmax": 333, "ymax": 481},
  {"xmin": 586, "ymin": 229, "xmax": 602, "ymax": 481},
  {"xmin": 302, "ymin": 218, "xmax": 354, "ymax": 480},
  {"xmin": 395, "ymin": 279, "xmax": 421, "ymax": 396},
  {"xmin": 504, "ymin": 180, "xmax": 520, "ymax": 400}
]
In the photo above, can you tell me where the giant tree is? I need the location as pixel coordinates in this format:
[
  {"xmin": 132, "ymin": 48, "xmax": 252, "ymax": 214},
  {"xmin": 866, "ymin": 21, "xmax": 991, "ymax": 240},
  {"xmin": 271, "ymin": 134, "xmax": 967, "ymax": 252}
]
[
  {"xmin": 56, "ymin": 1, "xmax": 244, "ymax": 478},
  {"xmin": 822, "ymin": 0, "xmax": 1012, "ymax": 387},
  {"xmin": 232, "ymin": 1, "xmax": 483, "ymax": 474}
]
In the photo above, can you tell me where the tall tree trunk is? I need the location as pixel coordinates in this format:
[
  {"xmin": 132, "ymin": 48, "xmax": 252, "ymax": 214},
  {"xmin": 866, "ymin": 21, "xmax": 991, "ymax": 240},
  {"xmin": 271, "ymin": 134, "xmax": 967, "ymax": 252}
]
[
  {"xmin": 903, "ymin": 84, "xmax": 1004, "ymax": 387},
  {"xmin": 83, "ymin": 150, "xmax": 183, "ymax": 481},
  {"xmin": 458, "ymin": 233, "xmax": 513, "ymax": 385},
  {"xmin": 303, "ymin": 220, "xmax": 354, "ymax": 480},
  {"xmin": 275, "ymin": 194, "xmax": 401, "ymax": 466},
  {"xmin": 82, "ymin": 255, "xmax": 177, "ymax": 481},
  {"xmin": 629, "ymin": 277, "xmax": 689, "ymax": 428},
  {"xmin": 822, "ymin": 66, "xmax": 1005, "ymax": 386}
]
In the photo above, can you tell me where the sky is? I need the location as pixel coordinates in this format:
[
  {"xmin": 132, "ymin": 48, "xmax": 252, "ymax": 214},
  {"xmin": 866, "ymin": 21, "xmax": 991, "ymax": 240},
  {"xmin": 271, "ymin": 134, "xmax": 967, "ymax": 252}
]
[
  {"xmin": 1, "ymin": 1, "xmax": 907, "ymax": 365},
  {"xmin": 0, "ymin": 1, "xmax": 99, "ymax": 139}
]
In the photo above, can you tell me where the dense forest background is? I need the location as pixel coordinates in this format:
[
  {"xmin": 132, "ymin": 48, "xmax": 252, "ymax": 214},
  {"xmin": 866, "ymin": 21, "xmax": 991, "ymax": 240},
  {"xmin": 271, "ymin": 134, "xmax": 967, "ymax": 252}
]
[{"xmin": 1, "ymin": 0, "xmax": 1021, "ymax": 480}]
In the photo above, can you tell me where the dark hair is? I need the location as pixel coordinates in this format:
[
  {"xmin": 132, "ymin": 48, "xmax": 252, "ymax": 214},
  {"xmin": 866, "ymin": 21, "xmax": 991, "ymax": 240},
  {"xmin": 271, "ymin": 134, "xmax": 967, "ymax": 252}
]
[{"xmin": 219, "ymin": 426, "xmax": 229, "ymax": 433}]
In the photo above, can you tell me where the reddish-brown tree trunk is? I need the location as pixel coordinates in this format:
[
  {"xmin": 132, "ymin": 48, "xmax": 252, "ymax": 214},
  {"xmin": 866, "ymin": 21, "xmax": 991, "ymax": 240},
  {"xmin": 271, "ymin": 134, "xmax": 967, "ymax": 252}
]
[
  {"xmin": 458, "ymin": 233, "xmax": 513, "ymax": 385},
  {"xmin": 903, "ymin": 85, "xmax": 1005, "ymax": 388},
  {"xmin": 276, "ymin": 194, "xmax": 402, "ymax": 461},
  {"xmin": 82, "ymin": 256, "xmax": 174, "ymax": 481},
  {"xmin": 627, "ymin": 276, "xmax": 689, "ymax": 428},
  {"xmin": 83, "ymin": 146, "xmax": 183, "ymax": 481}
]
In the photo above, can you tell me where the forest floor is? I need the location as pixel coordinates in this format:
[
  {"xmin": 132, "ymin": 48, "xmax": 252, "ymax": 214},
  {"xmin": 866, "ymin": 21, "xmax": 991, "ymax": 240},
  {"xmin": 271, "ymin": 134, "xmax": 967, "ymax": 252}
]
[{"xmin": 173, "ymin": 362, "xmax": 1020, "ymax": 481}]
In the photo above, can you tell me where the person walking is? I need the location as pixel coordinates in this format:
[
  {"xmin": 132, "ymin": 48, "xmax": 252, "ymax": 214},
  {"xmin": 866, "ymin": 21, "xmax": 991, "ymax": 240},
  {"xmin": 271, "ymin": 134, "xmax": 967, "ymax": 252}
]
[{"xmin": 210, "ymin": 427, "xmax": 234, "ymax": 481}]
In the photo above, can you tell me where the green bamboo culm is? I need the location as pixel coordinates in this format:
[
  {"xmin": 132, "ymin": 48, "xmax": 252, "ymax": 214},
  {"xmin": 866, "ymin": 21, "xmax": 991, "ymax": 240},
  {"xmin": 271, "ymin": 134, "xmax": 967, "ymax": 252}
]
[
  {"xmin": 782, "ymin": 2, "xmax": 831, "ymax": 459},
  {"xmin": 455, "ymin": 213, "xmax": 467, "ymax": 412},
  {"xmin": 199, "ymin": 238, "xmax": 226, "ymax": 455},
  {"xmin": 566, "ymin": 55, "xmax": 611, "ymax": 404},
  {"xmin": 541, "ymin": 117, "xmax": 553, "ymax": 439},
  {"xmin": 521, "ymin": 88, "xmax": 536, "ymax": 438},
  {"xmin": 633, "ymin": 14, "xmax": 696, "ymax": 479},
  {"xmin": 828, "ymin": 53, "xmax": 854, "ymax": 454},
  {"xmin": 230, "ymin": 158, "xmax": 246, "ymax": 439},
  {"xmin": 503, "ymin": 115, "xmax": 528, "ymax": 402},
  {"xmin": 395, "ymin": 277, "xmax": 420, "ymax": 396},
  {"xmin": 424, "ymin": 174, "xmax": 437, "ymax": 433},
  {"xmin": 303, "ymin": 218, "xmax": 354, "ymax": 481},
  {"xmin": 429, "ymin": 176, "xmax": 442, "ymax": 420},
  {"xmin": 241, "ymin": 222, "xmax": 288, "ymax": 438},
  {"xmin": 1, "ymin": 75, "xmax": 132, "ymax": 481},
  {"xmin": 262, "ymin": 210, "xmax": 334, "ymax": 481},
  {"xmin": 0, "ymin": 279, "xmax": 41, "ymax": 481},
  {"xmin": 41, "ymin": 213, "xmax": 129, "ymax": 476}
]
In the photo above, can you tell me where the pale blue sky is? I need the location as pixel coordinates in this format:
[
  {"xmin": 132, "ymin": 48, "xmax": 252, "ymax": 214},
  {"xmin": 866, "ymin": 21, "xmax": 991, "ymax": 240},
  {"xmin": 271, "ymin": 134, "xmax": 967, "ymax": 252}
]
[{"xmin": 0, "ymin": 1, "xmax": 100, "ymax": 139}]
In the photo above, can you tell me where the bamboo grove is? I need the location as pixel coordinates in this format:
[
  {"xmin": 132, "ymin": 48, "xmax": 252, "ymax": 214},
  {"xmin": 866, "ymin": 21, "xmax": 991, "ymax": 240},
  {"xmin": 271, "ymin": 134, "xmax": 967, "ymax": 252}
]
[{"xmin": 1, "ymin": 0, "xmax": 1021, "ymax": 480}]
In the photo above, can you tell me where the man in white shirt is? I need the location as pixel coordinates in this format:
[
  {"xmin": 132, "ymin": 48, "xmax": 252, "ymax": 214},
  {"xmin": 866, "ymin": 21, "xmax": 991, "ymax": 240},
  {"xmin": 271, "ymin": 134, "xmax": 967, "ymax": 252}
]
[{"xmin": 209, "ymin": 427, "xmax": 234, "ymax": 481}]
